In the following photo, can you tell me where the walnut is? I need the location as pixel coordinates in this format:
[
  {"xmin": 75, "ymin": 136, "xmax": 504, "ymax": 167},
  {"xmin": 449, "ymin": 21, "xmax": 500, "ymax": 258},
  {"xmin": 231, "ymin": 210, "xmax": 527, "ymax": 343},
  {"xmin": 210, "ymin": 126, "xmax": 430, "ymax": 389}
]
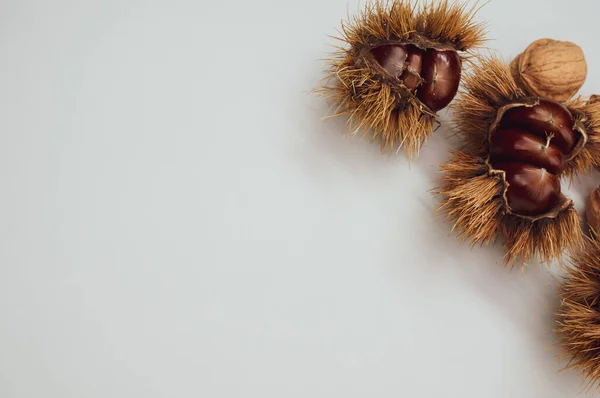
[{"xmin": 510, "ymin": 38, "xmax": 587, "ymax": 103}]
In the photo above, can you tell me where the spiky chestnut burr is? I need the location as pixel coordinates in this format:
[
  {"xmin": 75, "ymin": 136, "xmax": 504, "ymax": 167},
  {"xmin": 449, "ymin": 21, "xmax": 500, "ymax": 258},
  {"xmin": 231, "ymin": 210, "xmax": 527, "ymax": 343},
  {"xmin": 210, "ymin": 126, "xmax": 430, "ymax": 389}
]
[
  {"xmin": 437, "ymin": 56, "xmax": 600, "ymax": 266},
  {"xmin": 556, "ymin": 231, "xmax": 600, "ymax": 391},
  {"xmin": 320, "ymin": 0, "xmax": 485, "ymax": 158}
]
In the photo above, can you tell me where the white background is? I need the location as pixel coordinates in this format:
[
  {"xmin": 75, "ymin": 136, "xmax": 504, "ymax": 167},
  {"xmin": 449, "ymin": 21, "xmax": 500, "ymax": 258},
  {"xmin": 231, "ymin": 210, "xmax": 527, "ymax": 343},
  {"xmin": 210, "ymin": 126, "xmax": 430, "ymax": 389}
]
[{"xmin": 1, "ymin": 0, "xmax": 599, "ymax": 397}]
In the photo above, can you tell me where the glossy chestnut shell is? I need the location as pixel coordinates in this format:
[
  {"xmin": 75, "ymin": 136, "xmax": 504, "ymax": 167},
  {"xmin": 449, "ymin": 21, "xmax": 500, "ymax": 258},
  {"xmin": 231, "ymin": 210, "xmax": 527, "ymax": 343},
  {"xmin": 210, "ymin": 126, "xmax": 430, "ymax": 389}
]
[
  {"xmin": 370, "ymin": 44, "xmax": 461, "ymax": 112},
  {"xmin": 489, "ymin": 99, "xmax": 583, "ymax": 217}
]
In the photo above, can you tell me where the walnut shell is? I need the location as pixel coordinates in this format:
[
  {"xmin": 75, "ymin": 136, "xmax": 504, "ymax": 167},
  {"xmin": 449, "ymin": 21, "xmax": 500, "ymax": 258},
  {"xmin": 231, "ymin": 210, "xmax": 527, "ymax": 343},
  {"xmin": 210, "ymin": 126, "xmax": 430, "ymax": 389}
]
[{"xmin": 510, "ymin": 38, "xmax": 587, "ymax": 103}]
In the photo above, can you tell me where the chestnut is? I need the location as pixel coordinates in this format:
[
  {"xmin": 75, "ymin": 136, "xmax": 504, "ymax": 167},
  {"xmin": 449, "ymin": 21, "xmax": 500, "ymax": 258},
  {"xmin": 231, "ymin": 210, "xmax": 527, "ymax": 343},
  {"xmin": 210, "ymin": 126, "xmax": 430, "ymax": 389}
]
[
  {"xmin": 370, "ymin": 44, "xmax": 407, "ymax": 78},
  {"xmin": 501, "ymin": 100, "xmax": 576, "ymax": 153},
  {"xmin": 371, "ymin": 45, "xmax": 461, "ymax": 112},
  {"xmin": 489, "ymin": 100, "xmax": 581, "ymax": 216},
  {"xmin": 492, "ymin": 162, "xmax": 561, "ymax": 216},
  {"xmin": 490, "ymin": 127, "xmax": 564, "ymax": 175},
  {"xmin": 417, "ymin": 50, "xmax": 462, "ymax": 112},
  {"xmin": 323, "ymin": 0, "xmax": 485, "ymax": 158}
]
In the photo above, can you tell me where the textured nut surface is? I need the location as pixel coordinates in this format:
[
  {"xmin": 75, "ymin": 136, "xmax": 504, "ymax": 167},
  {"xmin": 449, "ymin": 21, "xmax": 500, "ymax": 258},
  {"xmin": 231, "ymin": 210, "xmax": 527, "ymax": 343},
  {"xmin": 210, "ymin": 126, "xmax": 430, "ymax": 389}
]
[
  {"xmin": 511, "ymin": 38, "xmax": 587, "ymax": 102},
  {"xmin": 509, "ymin": 53, "xmax": 522, "ymax": 89},
  {"xmin": 489, "ymin": 99, "xmax": 578, "ymax": 216}
]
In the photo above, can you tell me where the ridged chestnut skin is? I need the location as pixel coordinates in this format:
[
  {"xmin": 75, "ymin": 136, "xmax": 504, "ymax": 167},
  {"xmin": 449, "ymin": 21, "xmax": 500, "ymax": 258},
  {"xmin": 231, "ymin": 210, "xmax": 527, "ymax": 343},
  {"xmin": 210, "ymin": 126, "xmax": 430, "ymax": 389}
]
[
  {"xmin": 500, "ymin": 101, "xmax": 576, "ymax": 153},
  {"xmin": 370, "ymin": 44, "xmax": 461, "ymax": 112},
  {"xmin": 490, "ymin": 128, "xmax": 564, "ymax": 175},
  {"xmin": 490, "ymin": 100, "xmax": 579, "ymax": 216},
  {"xmin": 492, "ymin": 161, "xmax": 561, "ymax": 216}
]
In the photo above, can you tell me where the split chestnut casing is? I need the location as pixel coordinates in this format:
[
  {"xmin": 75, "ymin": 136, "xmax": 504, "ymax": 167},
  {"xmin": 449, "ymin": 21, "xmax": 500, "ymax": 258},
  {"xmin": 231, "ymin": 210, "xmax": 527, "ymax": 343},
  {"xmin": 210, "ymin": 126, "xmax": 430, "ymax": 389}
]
[{"xmin": 322, "ymin": 0, "xmax": 485, "ymax": 157}]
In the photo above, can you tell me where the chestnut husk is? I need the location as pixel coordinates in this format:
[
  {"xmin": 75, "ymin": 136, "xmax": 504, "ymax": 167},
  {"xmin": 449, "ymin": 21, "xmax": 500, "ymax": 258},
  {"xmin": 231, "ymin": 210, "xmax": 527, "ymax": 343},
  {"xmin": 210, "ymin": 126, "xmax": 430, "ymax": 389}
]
[
  {"xmin": 556, "ymin": 231, "xmax": 600, "ymax": 390},
  {"xmin": 437, "ymin": 56, "xmax": 600, "ymax": 265},
  {"xmin": 320, "ymin": 0, "xmax": 485, "ymax": 158}
]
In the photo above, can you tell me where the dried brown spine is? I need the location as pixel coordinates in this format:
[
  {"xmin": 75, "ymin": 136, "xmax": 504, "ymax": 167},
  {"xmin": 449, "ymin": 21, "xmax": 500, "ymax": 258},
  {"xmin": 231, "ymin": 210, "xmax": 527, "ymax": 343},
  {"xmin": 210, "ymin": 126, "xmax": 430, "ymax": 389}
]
[
  {"xmin": 557, "ymin": 232, "xmax": 600, "ymax": 391},
  {"xmin": 563, "ymin": 96, "xmax": 600, "ymax": 175},
  {"xmin": 320, "ymin": 0, "xmax": 485, "ymax": 158}
]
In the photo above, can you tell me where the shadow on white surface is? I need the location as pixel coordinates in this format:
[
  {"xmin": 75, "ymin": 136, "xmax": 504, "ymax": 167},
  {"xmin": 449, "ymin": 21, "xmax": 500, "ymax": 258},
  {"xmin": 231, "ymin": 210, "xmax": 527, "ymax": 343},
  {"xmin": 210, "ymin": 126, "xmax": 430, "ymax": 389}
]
[{"xmin": 299, "ymin": 86, "xmax": 590, "ymax": 396}]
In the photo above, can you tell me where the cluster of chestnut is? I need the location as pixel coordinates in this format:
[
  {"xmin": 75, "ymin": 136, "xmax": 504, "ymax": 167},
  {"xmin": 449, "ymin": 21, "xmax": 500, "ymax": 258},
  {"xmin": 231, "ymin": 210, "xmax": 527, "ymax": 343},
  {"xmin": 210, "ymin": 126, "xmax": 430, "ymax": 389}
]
[
  {"xmin": 489, "ymin": 100, "xmax": 583, "ymax": 217},
  {"xmin": 324, "ymin": 0, "xmax": 600, "ymax": 391},
  {"xmin": 370, "ymin": 44, "xmax": 461, "ymax": 112}
]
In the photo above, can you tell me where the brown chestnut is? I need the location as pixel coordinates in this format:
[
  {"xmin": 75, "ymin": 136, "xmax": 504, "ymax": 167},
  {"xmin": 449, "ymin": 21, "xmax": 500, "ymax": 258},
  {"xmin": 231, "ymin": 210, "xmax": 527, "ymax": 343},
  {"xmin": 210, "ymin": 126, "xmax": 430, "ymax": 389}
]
[
  {"xmin": 500, "ymin": 100, "xmax": 577, "ymax": 154},
  {"xmin": 490, "ymin": 99, "xmax": 579, "ymax": 216},
  {"xmin": 416, "ymin": 50, "xmax": 461, "ymax": 112},
  {"xmin": 371, "ymin": 44, "xmax": 408, "ymax": 78},
  {"xmin": 490, "ymin": 127, "xmax": 564, "ymax": 174},
  {"xmin": 492, "ymin": 162, "xmax": 561, "ymax": 216},
  {"xmin": 370, "ymin": 45, "xmax": 461, "ymax": 111}
]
